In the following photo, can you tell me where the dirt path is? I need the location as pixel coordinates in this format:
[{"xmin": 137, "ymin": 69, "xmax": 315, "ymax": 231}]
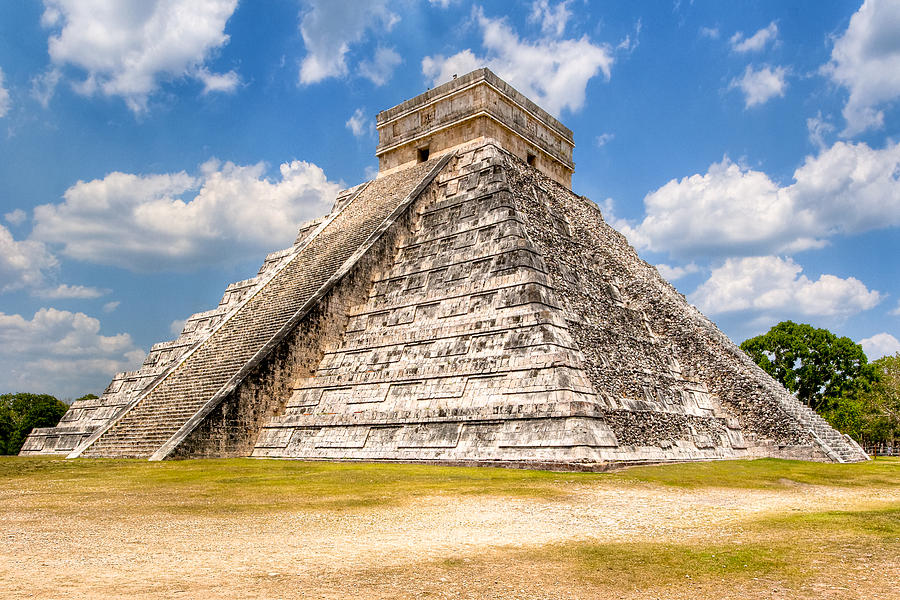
[{"xmin": 2, "ymin": 482, "xmax": 897, "ymax": 599}]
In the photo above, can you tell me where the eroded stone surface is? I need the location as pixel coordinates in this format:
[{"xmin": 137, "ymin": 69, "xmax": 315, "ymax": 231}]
[{"xmin": 21, "ymin": 69, "xmax": 865, "ymax": 466}]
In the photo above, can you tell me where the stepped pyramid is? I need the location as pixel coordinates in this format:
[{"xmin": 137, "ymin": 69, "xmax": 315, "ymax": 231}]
[{"xmin": 21, "ymin": 69, "xmax": 867, "ymax": 467}]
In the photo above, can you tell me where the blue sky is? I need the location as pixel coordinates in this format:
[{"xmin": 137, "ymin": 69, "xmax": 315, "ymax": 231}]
[{"xmin": 1, "ymin": 0, "xmax": 899, "ymax": 399}]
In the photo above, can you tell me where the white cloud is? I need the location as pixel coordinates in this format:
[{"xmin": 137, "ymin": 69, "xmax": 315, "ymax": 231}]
[
  {"xmin": 625, "ymin": 140, "xmax": 900, "ymax": 259},
  {"xmin": 528, "ymin": 0, "xmax": 571, "ymax": 38},
  {"xmin": 860, "ymin": 332, "xmax": 900, "ymax": 360},
  {"xmin": 358, "ymin": 46, "xmax": 401, "ymax": 86},
  {"xmin": 30, "ymin": 68, "xmax": 61, "ymax": 108},
  {"xmin": 345, "ymin": 108, "xmax": 373, "ymax": 138},
  {"xmin": 622, "ymin": 157, "xmax": 806, "ymax": 257},
  {"xmin": 656, "ymin": 262, "xmax": 700, "ymax": 281},
  {"xmin": 806, "ymin": 111, "xmax": 835, "ymax": 151},
  {"xmin": 690, "ymin": 256, "xmax": 881, "ymax": 318},
  {"xmin": 0, "ymin": 224, "xmax": 58, "ymax": 293},
  {"xmin": 41, "ymin": 0, "xmax": 239, "ymax": 113},
  {"xmin": 298, "ymin": 0, "xmax": 398, "ymax": 85},
  {"xmin": 822, "ymin": 0, "xmax": 900, "ymax": 136},
  {"xmin": 892, "ymin": 301, "xmax": 900, "ymax": 317},
  {"xmin": 616, "ymin": 19, "xmax": 642, "ymax": 54},
  {"xmin": 4, "ymin": 209, "xmax": 27, "ymax": 226},
  {"xmin": 195, "ymin": 67, "xmax": 239, "ymax": 95},
  {"xmin": 32, "ymin": 158, "xmax": 342, "ymax": 271},
  {"xmin": 428, "ymin": 0, "xmax": 455, "ymax": 7},
  {"xmin": 699, "ymin": 26, "xmax": 719, "ymax": 40},
  {"xmin": 729, "ymin": 21, "xmax": 778, "ymax": 53},
  {"xmin": 0, "ymin": 67, "xmax": 10, "ymax": 118},
  {"xmin": 789, "ymin": 140, "xmax": 900, "ymax": 235},
  {"xmin": 170, "ymin": 318, "xmax": 186, "ymax": 336},
  {"xmin": 422, "ymin": 50, "xmax": 481, "ymax": 86},
  {"xmin": 0, "ymin": 307, "xmax": 144, "ymax": 398},
  {"xmin": 729, "ymin": 64, "xmax": 787, "ymax": 108},
  {"xmin": 595, "ymin": 132, "xmax": 614, "ymax": 147},
  {"xmin": 422, "ymin": 8, "xmax": 613, "ymax": 116},
  {"xmin": 102, "ymin": 300, "xmax": 120, "ymax": 313},
  {"xmin": 36, "ymin": 284, "xmax": 108, "ymax": 299}
]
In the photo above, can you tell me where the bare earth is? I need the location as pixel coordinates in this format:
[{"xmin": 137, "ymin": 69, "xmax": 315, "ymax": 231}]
[{"xmin": 2, "ymin": 476, "xmax": 898, "ymax": 600}]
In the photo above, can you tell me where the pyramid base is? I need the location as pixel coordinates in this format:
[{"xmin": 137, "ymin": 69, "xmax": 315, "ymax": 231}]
[{"xmin": 251, "ymin": 414, "xmax": 760, "ymax": 465}]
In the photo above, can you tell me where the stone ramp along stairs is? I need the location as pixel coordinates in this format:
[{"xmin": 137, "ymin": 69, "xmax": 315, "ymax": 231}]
[{"xmin": 69, "ymin": 155, "xmax": 452, "ymax": 460}]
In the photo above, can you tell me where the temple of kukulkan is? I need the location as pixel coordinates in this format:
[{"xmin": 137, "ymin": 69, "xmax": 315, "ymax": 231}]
[{"xmin": 22, "ymin": 69, "xmax": 867, "ymax": 467}]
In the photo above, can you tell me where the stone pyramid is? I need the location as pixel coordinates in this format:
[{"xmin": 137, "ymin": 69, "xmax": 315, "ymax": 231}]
[{"xmin": 21, "ymin": 69, "xmax": 868, "ymax": 467}]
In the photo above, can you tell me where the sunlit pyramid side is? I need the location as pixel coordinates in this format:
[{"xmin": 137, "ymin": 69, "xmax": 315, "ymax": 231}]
[{"xmin": 21, "ymin": 68, "xmax": 868, "ymax": 467}]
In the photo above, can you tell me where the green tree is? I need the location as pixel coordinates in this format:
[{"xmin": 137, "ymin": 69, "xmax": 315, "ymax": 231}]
[
  {"xmin": 858, "ymin": 353, "xmax": 900, "ymax": 447},
  {"xmin": 0, "ymin": 393, "xmax": 69, "ymax": 455},
  {"xmin": 740, "ymin": 321, "xmax": 876, "ymax": 412}
]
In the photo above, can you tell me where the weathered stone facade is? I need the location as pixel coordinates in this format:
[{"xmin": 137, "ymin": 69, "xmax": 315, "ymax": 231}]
[
  {"xmin": 21, "ymin": 69, "xmax": 867, "ymax": 467},
  {"xmin": 376, "ymin": 68, "xmax": 574, "ymax": 188}
]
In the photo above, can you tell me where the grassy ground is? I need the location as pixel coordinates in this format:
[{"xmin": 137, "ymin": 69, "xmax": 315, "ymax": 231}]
[{"xmin": 2, "ymin": 456, "xmax": 898, "ymax": 599}]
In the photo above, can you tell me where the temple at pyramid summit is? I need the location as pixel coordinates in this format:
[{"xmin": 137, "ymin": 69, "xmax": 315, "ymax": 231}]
[{"xmin": 21, "ymin": 69, "xmax": 867, "ymax": 467}]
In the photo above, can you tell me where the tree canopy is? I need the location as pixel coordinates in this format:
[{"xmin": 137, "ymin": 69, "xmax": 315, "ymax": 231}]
[
  {"xmin": 740, "ymin": 321, "xmax": 876, "ymax": 411},
  {"xmin": 0, "ymin": 393, "xmax": 69, "ymax": 455},
  {"xmin": 859, "ymin": 353, "xmax": 900, "ymax": 445}
]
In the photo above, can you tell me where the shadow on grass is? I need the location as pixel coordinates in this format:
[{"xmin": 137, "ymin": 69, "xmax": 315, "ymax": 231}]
[
  {"xmin": 0, "ymin": 456, "xmax": 584, "ymax": 515},
  {"xmin": 610, "ymin": 456, "xmax": 900, "ymax": 489}
]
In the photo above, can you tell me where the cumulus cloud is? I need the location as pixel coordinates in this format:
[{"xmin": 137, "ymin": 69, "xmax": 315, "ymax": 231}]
[
  {"xmin": 528, "ymin": 0, "xmax": 571, "ymax": 38},
  {"xmin": 4, "ymin": 209, "xmax": 27, "ymax": 226},
  {"xmin": 623, "ymin": 140, "xmax": 900, "ymax": 259},
  {"xmin": 345, "ymin": 108, "xmax": 373, "ymax": 138},
  {"xmin": 729, "ymin": 21, "xmax": 778, "ymax": 53},
  {"xmin": 358, "ymin": 46, "xmax": 402, "ymax": 86},
  {"xmin": 30, "ymin": 68, "xmax": 61, "ymax": 108},
  {"xmin": 170, "ymin": 318, "xmax": 187, "ymax": 336},
  {"xmin": 0, "ymin": 224, "xmax": 58, "ymax": 293},
  {"xmin": 102, "ymin": 300, "xmax": 120, "ymax": 313},
  {"xmin": 729, "ymin": 64, "xmax": 787, "ymax": 108},
  {"xmin": 422, "ymin": 7, "xmax": 613, "ymax": 116},
  {"xmin": 0, "ymin": 67, "xmax": 10, "ymax": 118},
  {"xmin": 860, "ymin": 332, "xmax": 900, "ymax": 360},
  {"xmin": 195, "ymin": 67, "xmax": 239, "ymax": 95},
  {"xmin": 656, "ymin": 262, "xmax": 700, "ymax": 281},
  {"xmin": 806, "ymin": 112, "xmax": 835, "ymax": 151},
  {"xmin": 0, "ymin": 307, "xmax": 144, "ymax": 398},
  {"xmin": 823, "ymin": 0, "xmax": 900, "ymax": 136},
  {"xmin": 31, "ymin": 158, "xmax": 342, "ymax": 271},
  {"xmin": 892, "ymin": 301, "xmax": 900, "ymax": 317},
  {"xmin": 298, "ymin": 0, "xmax": 398, "ymax": 85},
  {"xmin": 690, "ymin": 256, "xmax": 882, "ymax": 318},
  {"xmin": 41, "ymin": 0, "xmax": 239, "ymax": 112},
  {"xmin": 36, "ymin": 284, "xmax": 108, "ymax": 299}
]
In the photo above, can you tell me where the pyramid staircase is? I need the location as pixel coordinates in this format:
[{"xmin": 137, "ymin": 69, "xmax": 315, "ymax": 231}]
[
  {"xmin": 19, "ymin": 243, "xmax": 298, "ymax": 455},
  {"xmin": 66, "ymin": 155, "xmax": 450, "ymax": 459}
]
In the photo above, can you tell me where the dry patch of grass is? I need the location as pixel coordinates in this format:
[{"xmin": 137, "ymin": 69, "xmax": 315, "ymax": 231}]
[
  {"xmin": 338, "ymin": 505, "xmax": 899, "ymax": 599},
  {"xmin": 2, "ymin": 456, "xmax": 898, "ymax": 599}
]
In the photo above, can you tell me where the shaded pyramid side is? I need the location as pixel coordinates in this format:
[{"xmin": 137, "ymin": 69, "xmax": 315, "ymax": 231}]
[
  {"xmin": 252, "ymin": 142, "xmax": 727, "ymax": 465},
  {"xmin": 254, "ymin": 140, "xmax": 866, "ymax": 466},
  {"xmin": 62, "ymin": 158, "xmax": 448, "ymax": 459},
  {"xmin": 255, "ymin": 142, "xmax": 620, "ymax": 465},
  {"xmin": 503, "ymin": 150, "xmax": 868, "ymax": 463}
]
